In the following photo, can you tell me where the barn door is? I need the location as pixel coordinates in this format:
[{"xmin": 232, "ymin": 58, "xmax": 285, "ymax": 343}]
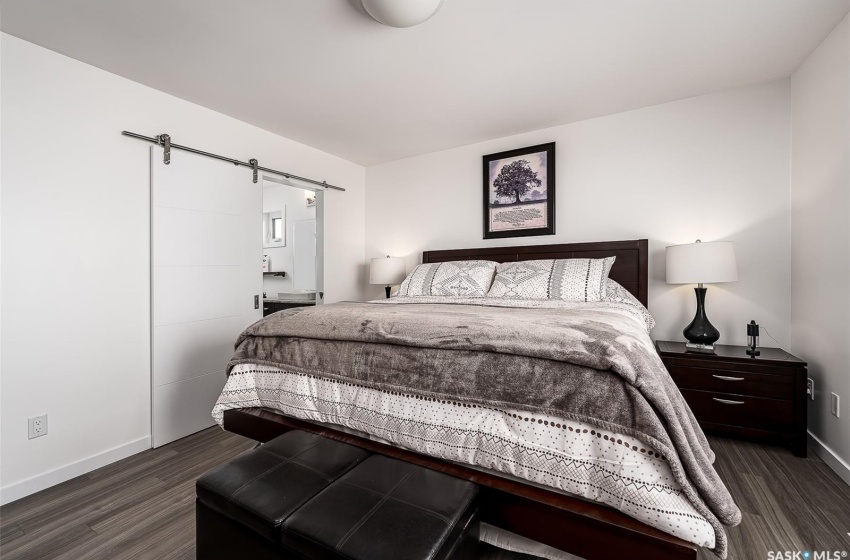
[{"xmin": 150, "ymin": 147, "xmax": 261, "ymax": 447}]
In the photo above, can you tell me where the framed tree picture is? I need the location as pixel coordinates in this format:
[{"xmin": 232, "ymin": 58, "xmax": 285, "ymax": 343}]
[{"xmin": 483, "ymin": 142, "xmax": 555, "ymax": 239}]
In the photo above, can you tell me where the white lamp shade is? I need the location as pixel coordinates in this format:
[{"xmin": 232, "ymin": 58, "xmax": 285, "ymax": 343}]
[
  {"xmin": 370, "ymin": 256, "xmax": 406, "ymax": 285},
  {"xmin": 666, "ymin": 241, "xmax": 738, "ymax": 284},
  {"xmin": 362, "ymin": 0, "xmax": 443, "ymax": 28}
]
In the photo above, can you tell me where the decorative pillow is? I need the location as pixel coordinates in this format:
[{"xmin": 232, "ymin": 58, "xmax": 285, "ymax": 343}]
[
  {"xmin": 396, "ymin": 260, "xmax": 497, "ymax": 297},
  {"xmin": 486, "ymin": 257, "xmax": 615, "ymax": 302},
  {"xmin": 603, "ymin": 278, "xmax": 656, "ymax": 331},
  {"xmin": 603, "ymin": 278, "xmax": 636, "ymax": 304}
]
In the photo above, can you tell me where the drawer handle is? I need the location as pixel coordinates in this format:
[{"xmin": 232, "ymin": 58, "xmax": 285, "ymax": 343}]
[
  {"xmin": 713, "ymin": 397, "xmax": 745, "ymax": 405},
  {"xmin": 712, "ymin": 375, "xmax": 745, "ymax": 381}
]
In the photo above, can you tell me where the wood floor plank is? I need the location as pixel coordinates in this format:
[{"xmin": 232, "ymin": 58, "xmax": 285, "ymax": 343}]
[
  {"xmin": 57, "ymin": 495, "xmax": 196, "ymax": 560},
  {"xmin": 0, "ymin": 521, "xmax": 100, "ymax": 560},
  {"xmin": 0, "ymin": 521, "xmax": 24, "ymax": 546},
  {"xmin": 737, "ymin": 512, "xmax": 783, "ymax": 560},
  {"xmin": 10, "ymin": 476, "xmax": 164, "ymax": 540},
  {"xmin": 1, "ymin": 429, "xmax": 848, "ymax": 560},
  {"xmin": 740, "ymin": 473, "xmax": 805, "ymax": 551},
  {"xmin": 809, "ymin": 460, "xmax": 850, "ymax": 509},
  {"xmin": 745, "ymin": 445, "xmax": 850, "ymax": 552},
  {"xmin": 110, "ymin": 504, "xmax": 195, "ymax": 560},
  {"xmin": 84, "ymin": 449, "xmax": 180, "ymax": 483},
  {"xmin": 2, "ymin": 452, "xmax": 176, "ymax": 528},
  {"xmin": 0, "ymin": 470, "xmax": 106, "ymax": 524},
  {"xmin": 85, "ymin": 479, "xmax": 188, "ymax": 534},
  {"xmin": 151, "ymin": 443, "xmax": 253, "ymax": 485}
]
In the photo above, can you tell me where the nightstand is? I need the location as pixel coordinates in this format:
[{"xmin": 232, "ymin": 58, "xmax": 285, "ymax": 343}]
[{"xmin": 655, "ymin": 341, "xmax": 808, "ymax": 457}]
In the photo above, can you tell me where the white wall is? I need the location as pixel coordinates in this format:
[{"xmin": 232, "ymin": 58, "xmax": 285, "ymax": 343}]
[
  {"xmin": 790, "ymin": 15, "xmax": 850, "ymax": 475},
  {"xmin": 366, "ymin": 82, "xmax": 792, "ymax": 347},
  {"xmin": 262, "ymin": 181, "xmax": 317, "ymax": 295},
  {"xmin": 0, "ymin": 34, "xmax": 365, "ymax": 503}
]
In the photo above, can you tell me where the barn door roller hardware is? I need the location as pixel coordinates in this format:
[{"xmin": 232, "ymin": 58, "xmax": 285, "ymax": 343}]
[
  {"xmin": 159, "ymin": 134, "xmax": 171, "ymax": 165},
  {"xmin": 121, "ymin": 130, "xmax": 345, "ymax": 191}
]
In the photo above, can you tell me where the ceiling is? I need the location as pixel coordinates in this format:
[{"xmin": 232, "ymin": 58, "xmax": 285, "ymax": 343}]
[{"xmin": 2, "ymin": 0, "xmax": 848, "ymax": 166}]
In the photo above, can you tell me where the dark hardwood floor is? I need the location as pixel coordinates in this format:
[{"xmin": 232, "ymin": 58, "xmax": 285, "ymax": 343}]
[{"xmin": 1, "ymin": 428, "xmax": 848, "ymax": 560}]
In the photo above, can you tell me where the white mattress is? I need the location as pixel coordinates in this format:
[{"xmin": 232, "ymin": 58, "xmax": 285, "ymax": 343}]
[{"xmin": 213, "ymin": 364, "xmax": 715, "ymax": 552}]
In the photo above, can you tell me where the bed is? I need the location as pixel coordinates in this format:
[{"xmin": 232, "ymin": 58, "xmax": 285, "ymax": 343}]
[{"xmin": 216, "ymin": 239, "xmax": 738, "ymax": 560}]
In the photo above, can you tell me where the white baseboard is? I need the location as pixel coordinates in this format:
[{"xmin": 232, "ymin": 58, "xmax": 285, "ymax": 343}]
[
  {"xmin": 0, "ymin": 436, "xmax": 151, "ymax": 506},
  {"xmin": 808, "ymin": 431, "xmax": 850, "ymax": 486}
]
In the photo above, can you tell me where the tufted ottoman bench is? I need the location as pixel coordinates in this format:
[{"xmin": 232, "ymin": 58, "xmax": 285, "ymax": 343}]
[{"xmin": 196, "ymin": 430, "xmax": 479, "ymax": 560}]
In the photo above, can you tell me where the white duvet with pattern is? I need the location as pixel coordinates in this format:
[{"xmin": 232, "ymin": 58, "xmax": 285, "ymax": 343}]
[{"xmin": 213, "ymin": 364, "xmax": 715, "ymax": 550}]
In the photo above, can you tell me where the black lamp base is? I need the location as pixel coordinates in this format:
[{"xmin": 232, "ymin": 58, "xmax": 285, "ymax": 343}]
[
  {"xmin": 683, "ymin": 287, "xmax": 720, "ymax": 350},
  {"xmin": 384, "ymin": 285, "xmax": 391, "ymax": 299}
]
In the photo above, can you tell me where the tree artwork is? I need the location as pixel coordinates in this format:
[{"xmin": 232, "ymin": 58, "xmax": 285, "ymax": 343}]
[
  {"xmin": 493, "ymin": 159, "xmax": 542, "ymax": 204},
  {"xmin": 484, "ymin": 143, "xmax": 555, "ymax": 239}
]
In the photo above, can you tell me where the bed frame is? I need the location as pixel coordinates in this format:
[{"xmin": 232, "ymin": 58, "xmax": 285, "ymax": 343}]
[{"xmin": 223, "ymin": 239, "xmax": 699, "ymax": 560}]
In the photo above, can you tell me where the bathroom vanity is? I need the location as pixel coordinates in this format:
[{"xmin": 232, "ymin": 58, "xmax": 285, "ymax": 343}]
[{"xmin": 263, "ymin": 294, "xmax": 316, "ymax": 316}]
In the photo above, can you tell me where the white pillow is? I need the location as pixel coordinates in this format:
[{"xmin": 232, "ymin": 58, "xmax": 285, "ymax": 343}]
[
  {"xmin": 396, "ymin": 260, "xmax": 497, "ymax": 298},
  {"xmin": 486, "ymin": 257, "xmax": 615, "ymax": 302}
]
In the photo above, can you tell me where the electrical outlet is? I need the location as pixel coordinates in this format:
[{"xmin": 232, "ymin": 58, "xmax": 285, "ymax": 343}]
[
  {"xmin": 831, "ymin": 393, "xmax": 840, "ymax": 418},
  {"xmin": 28, "ymin": 414, "xmax": 48, "ymax": 439},
  {"xmin": 807, "ymin": 378, "xmax": 814, "ymax": 400}
]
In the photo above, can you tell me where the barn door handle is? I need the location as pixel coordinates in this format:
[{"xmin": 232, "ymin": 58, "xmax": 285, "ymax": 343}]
[
  {"xmin": 713, "ymin": 398, "xmax": 745, "ymax": 405},
  {"xmin": 712, "ymin": 375, "xmax": 745, "ymax": 381}
]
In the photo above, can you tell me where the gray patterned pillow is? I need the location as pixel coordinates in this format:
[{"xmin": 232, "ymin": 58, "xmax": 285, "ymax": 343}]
[
  {"xmin": 486, "ymin": 257, "xmax": 615, "ymax": 302},
  {"xmin": 603, "ymin": 279, "xmax": 656, "ymax": 331},
  {"xmin": 396, "ymin": 260, "xmax": 497, "ymax": 297}
]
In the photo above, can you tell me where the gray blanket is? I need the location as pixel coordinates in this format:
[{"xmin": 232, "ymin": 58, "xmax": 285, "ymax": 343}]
[{"xmin": 229, "ymin": 301, "xmax": 740, "ymax": 556}]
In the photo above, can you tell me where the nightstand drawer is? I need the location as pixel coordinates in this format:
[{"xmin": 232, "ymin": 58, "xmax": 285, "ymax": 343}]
[
  {"xmin": 680, "ymin": 389, "xmax": 793, "ymax": 431},
  {"xmin": 667, "ymin": 365, "xmax": 793, "ymax": 400}
]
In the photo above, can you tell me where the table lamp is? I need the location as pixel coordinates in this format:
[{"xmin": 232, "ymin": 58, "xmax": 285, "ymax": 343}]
[
  {"xmin": 666, "ymin": 239, "xmax": 738, "ymax": 350},
  {"xmin": 370, "ymin": 256, "xmax": 406, "ymax": 298}
]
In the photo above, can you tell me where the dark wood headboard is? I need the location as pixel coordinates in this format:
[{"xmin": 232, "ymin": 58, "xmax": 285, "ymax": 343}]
[{"xmin": 422, "ymin": 239, "xmax": 648, "ymax": 307}]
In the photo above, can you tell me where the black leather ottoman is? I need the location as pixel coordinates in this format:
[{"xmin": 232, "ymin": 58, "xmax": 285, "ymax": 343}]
[
  {"xmin": 196, "ymin": 430, "xmax": 370, "ymax": 560},
  {"xmin": 282, "ymin": 454, "xmax": 479, "ymax": 560},
  {"xmin": 196, "ymin": 431, "xmax": 479, "ymax": 560}
]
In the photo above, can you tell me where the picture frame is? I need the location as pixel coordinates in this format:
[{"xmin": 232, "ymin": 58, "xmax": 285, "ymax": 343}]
[{"xmin": 483, "ymin": 142, "xmax": 555, "ymax": 239}]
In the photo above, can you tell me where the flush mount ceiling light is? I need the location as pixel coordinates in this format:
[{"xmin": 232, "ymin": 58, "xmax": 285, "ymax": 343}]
[{"xmin": 361, "ymin": 0, "xmax": 444, "ymax": 28}]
